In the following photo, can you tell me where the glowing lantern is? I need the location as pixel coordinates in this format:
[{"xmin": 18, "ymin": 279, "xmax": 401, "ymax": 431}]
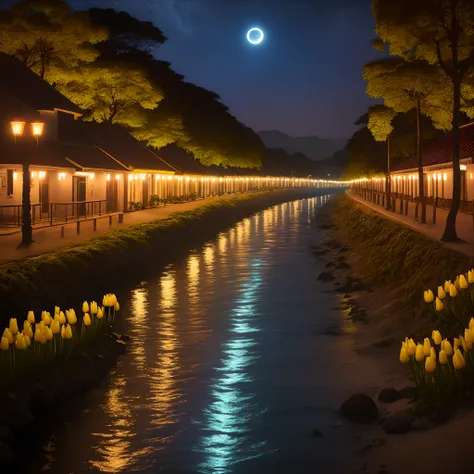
[{"xmin": 10, "ymin": 121, "xmax": 25, "ymax": 137}]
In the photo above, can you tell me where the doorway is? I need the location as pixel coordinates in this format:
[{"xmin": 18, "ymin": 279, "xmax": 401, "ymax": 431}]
[
  {"xmin": 73, "ymin": 176, "xmax": 86, "ymax": 217},
  {"xmin": 106, "ymin": 178, "xmax": 118, "ymax": 212}
]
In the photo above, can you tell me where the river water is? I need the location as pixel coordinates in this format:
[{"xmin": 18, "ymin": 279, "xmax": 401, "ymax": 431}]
[{"xmin": 26, "ymin": 193, "xmax": 364, "ymax": 474}]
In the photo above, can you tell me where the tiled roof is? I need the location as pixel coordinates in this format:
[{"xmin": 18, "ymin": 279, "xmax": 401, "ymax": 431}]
[
  {"xmin": 393, "ymin": 122, "xmax": 474, "ymax": 172},
  {"xmin": 0, "ymin": 53, "xmax": 80, "ymax": 115},
  {"xmin": 82, "ymin": 123, "xmax": 176, "ymax": 173}
]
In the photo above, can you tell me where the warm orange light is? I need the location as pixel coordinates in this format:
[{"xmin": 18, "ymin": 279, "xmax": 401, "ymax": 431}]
[
  {"xmin": 106, "ymin": 173, "xmax": 111, "ymax": 181},
  {"xmin": 115, "ymin": 174, "xmax": 121, "ymax": 181},
  {"xmin": 11, "ymin": 121, "xmax": 25, "ymax": 137},
  {"xmin": 31, "ymin": 122, "xmax": 44, "ymax": 137}
]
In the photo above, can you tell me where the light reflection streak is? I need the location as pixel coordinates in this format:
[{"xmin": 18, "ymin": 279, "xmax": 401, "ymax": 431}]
[{"xmin": 196, "ymin": 260, "xmax": 268, "ymax": 474}]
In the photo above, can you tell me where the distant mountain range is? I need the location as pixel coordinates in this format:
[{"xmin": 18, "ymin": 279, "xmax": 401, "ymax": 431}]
[{"xmin": 258, "ymin": 130, "xmax": 347, "ymax": 161}]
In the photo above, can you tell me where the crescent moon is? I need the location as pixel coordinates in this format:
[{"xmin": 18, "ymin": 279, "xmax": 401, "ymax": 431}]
[{"xmin": 247, "ymin": 27, "xmax": 264, "ymax": 45}]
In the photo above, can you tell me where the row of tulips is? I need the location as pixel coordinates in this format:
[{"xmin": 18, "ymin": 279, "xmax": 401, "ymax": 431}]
[
  {"xmin": 0, "ymin": 293, "xmax": 119, "ymax": 380},
  {"xmin": 400, "ymin": 319, "xmax": 474, "ymax": 404},
  {"xmin": 423, "ymin": 269, "xmax": 474, "ymax": 328}
]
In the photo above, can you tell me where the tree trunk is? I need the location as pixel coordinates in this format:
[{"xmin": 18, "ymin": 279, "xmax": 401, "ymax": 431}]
[
  {"xmin": 416, "ymin": 99, "xmax": 426, "ymax": 223},
  {"xmin": 386, "ymin": 135, "xmax": 391, "ymax": 210},
  {"xmin": 441, "ymin": 8, "xmax": 461, "ymax": 242},
  {"xmin": 21, "ymin": 161, "xmax": 33, "ymax": 246}
]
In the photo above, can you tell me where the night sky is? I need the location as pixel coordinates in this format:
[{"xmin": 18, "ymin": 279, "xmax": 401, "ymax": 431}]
[{"xmin": 3, "ymin": 0, "xmax": 381, "ymax": 139}]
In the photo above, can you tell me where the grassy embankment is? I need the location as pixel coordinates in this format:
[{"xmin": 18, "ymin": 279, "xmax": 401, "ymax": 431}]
[
  {"xmin": 330, "ymin": 194, "xmax": 473, "ymax": 333},
  {"xmin": 0, "ymin": 189, "xmax": 336, "ymax": 320}
]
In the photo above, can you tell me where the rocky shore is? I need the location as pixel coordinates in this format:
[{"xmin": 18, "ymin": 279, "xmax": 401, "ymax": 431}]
[{"xmin": 0, "ymin": 332, "xmax": 128, "ymax": 469}]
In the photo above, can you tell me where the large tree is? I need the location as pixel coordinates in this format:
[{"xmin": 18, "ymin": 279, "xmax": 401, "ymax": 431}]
[
  {"xmin": 0, "ymin": 0, "xmax": 107, "ymax": 80},
  {"xmin": 372, "ymin": 0, "xmax": 474, "ymax": 241},
  {"xmin": 364, "ymin": 57, "xmax": 452, "ymax": 222}
]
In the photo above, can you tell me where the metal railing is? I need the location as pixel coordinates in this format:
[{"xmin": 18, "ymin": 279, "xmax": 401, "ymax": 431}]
[{"xmin": 0, "ymin": 200, "xmax": 109, "ymax": 228}]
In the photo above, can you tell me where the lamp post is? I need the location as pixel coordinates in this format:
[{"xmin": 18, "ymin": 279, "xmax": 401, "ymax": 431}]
[{"xmin": 10, "ymin": 120, "xmax": 45, "ymax": 246}]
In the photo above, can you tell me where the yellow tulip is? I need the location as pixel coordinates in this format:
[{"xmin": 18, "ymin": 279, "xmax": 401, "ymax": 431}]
[
  {"xmin": 2, "ymin": 328, "xmax": 13, "ymax": 344},
  {"xmin": 435, "ymin": 297, "xmax": 444, "ymax": 312},
  {"xmin": 59, "ymin": 311, "xmax": 66, "ymax": 324},
  {"xmin": 465, "ymin": 329, "xmax": 473, "ymax": 349},
  {"xmin": 64, "ymin": 324, "xmax": 73, "ymax": 340},
  {"xmin": 54, "ymin": 306, "xmax": 60, "ymax": 315},
  {"xmin": 15, "ymin": 334, "xmax": 27, "ymax": 350},
  {"xmin": 437, "ymin": 286, "xmax": 446, "ymax": 300},
  {"xmin": 460, "ymin": 275, "xmax": 469, "ymax": 289},
  {"xmin": 442, "ymin": 339, "xmax": 454, "ymax": 356},
  {"xmin": 51, "ymin": 320, "xmax": 60, "ymax": 335},
  {"xmin": 24, "ymin": 334, "xmax": 31, "ymax": 346},
  {"xmin": 400, "ymin": 346, "xmax": 410, "ymax": 363},
  {"xmin": 42, "ymin": 326, "xmax": 53, "ymax": 341},
  {"xmin": 470, "ymin": 318, "xmax": 474, "ymax": 331},
  {"xmin": 42, "ymin": 312, "xmax": 52, "ymax": 326},
  {"xmin": 34, "ymin": 326, "xmax": 43, "ymax": 342},
  {"xmin": 444, "ymin": 280, "xmax": 451, "ymax": 292},
  {"xmin": 0, "ymin": 337, "xmax": 9, "ymax": 351},
  {"xmin": 110, "ymin": 294, "xmax": 117, "ymax": 306},
  {"xmin": 454, "ymin": 277, "xmax": 461, "ymax": 290},
  {"xmin": 114, "ymin": 302, "xmax": 120, "ymax": 311},
  {"xmin": 432, "ymin": 330, "xmax": 442, "ymax": 345},
  {"xmin": 27, "ymin": 311, "xmax": 35, "ymax": 324},
  {"xmin": 61, "ymin": 324, "xmax": 66, "ymax": 339},
  {"xmin": 450, "ymin": 284, "xmax": 458, "ymax": 297},
  {"xmin": 103, "ymin": 294, "xmax": 110, "ymax": 306},
  {"xmin": 90, "ymin": 301, "xmax": 98, "ymax": 315},
  {"xmin": 454, "ymin": 337, "xmax": 460, "ymax": 349},
  {"xmin": 430, "ymin": 347, "xmax": 436, "ymax": 359},
  {"xmin": 83, "ymin": 313, "xmax": 91, "ymax": 327},
  {"xmin": 66, "ymin": 309, "xmax": 77, "ymax": 325},
  {"xmin": 9, "ymin": 318, "xmax": 18, "ymax": 336},
  {"xmin": 468, "ymin": 269, "xmax": 474, "ymax": 284},
  {"xmin": 423, "ymin": 338, "xmax": 431, "ymax": 356},
  {"xmin": 425, "ymin": 356, "xmax": 437, "ymax": 373},
  {"xmin": 423, "ymin": 290, "xmax": 434, "ymax": 303},
  {"xmin": 82, "ymin": 301, "xmax": 89, "ymax": 313},
  {"xmin": 407, "ymin": 338, "xmax": 416, "ymax": 356},
  {"xmin": 97, "ymin": 307, "xmax": 104, "ymax": 319},
  {"xmin": 453, "ymin": 349, "xmax": 466, "ymax": 370},
  {"xmin": 415, "ymin": 344, "xmax": 424, "ymax": 361},
  {"xmin": 460, "ymin": 336, "xmax": 468, "ymax": 352},
  {"xmin": 24, "ymin": 325, "xmax": 33, "ymax": 339},
  {"xmin": 439, "ymin": 350, "xmax": 448, "ymax": 364}
]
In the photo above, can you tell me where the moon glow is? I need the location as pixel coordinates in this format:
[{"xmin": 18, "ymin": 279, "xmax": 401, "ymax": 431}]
[{"xmin": 247, "ymin": 27, "xmax": 264, "ymax": 45}]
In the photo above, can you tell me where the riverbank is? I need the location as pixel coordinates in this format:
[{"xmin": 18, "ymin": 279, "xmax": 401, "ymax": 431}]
[
  {"xmin": 320, "ymin": 194, "xmax": 474, "ymax": 474},
  {"xmin": 0, "ymin": 189, "xmax": 340, "ymax": 319}
]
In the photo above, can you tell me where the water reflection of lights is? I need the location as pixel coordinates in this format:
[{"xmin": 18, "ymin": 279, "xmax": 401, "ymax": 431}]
[
  {"xmin": 149, "ymin": 270, "xmax": 182, "ymax": 431},
  {"xmin": 196, "ymin": 260, "xmax": 268, "ymax": 474},
  {"xmin": 129, "ymin": 287, "xmax": 148, "ymax": 371}
]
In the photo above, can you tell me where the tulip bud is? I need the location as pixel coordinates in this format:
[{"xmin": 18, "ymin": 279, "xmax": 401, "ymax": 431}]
[
  {"xmin": 442, "ymin": 339, "xmax": 453, "ymax": 356},
  {"xmin": 54, "ymin": 306, "xmax": 60, "ymax": 315},
  {"xmin": 454, "ymin": 277, "xmax": 461, "ymax": 290},
  {"xmin": 61, "ymin": 324, "xmax": 66, "ymax": 339},
  {"xmin": 9, "ymin": 318, "xmax": 18, "ymax": 336},
  {"xmin": 83, "ymin": 313, "xmax": 91, "ymax": 327},
  {"xmin": 64, "ymin": 324, "xmax": 73, "ymax": 340},
  {"xmin": 59, "ymin": 311, "xmax": 66, "ymax": 324},
  {"xmin": 424, "ymin": 290, "xmax": 434, "ymax": 303},
  {"xmin": 66, "ymin": 309, "xmax": 77, "ymax": 325},
  {"xmin": 439, "ymin": 350, "xmax": 448, "ymax": 365},
  {"xmin": 82, "ymin": 301, "xmax": 89, "ymax": 313},
  {"xmin": 90, "ymin": 301, "xmax": 98, "ymax": 315},
  {"xmin": 97, "ymin": 307, "xmax": 104, "ymax": 319},
  {"xmin": 34, "ymin": 326, "xmax": 43, "ymax": 342},
  {"xmin": 400, "ymin": 346, "xmax": 409, "ymax": 363},
  {"xmin": 423, "ymin": 338, "xmax": 431, "ymax": 357},
  {"xmin": 42, "ymin": 326, "xmax": 53, "ymax": 341},
  {"xmin": 0, "ymin": 337, "xmax": 9, "ymax": 351},
  {"xmin": 407, "ymin": 338, "xmax": 416, "ymax": 356},
  {"xmin": 437, "ymin": 286, "xmax": 446, "ymax": 300},
  {"xmin": 465, "ymin": 329, "xmax": 473, "ymax": 349},
  {"xmin": 102, "ymin": 294, "xmax": 109, "ymax": 306},
  {"xmin": 24, "ymin": 325, "xmax": 33, "ymax": 339},
  {"xmin": 27, "ymin": 311, "xmax": 35, "ymax": 324},
  {"xmin": 51, "ymin": 320, "xmax": 60, "ymax": 335},
  {"xmin": 425, "ymin": 356, "xmax": 436, "ymax": 373},
  {"xmin": 24, "ymin": 334, "xmax": 31, "ymax": 346},
  {"xmin": 444, "ymin": 280, "xmax": 451, "ymax": 292},
  {"xmin": 470, "ymin": 318, "xmax": 474, "ymax": 331},
  {"xmin": 450, "ymin": 284, "xmax": 458, "ymax": 297},
  {"xmin": 460, "ymin": 275, "xmax": 469, "ymax": 289},
  {"xmin": 114, "ymin": 302, "xmax": 120, "ymax": 311},
  {"xmin": 42, "ymin": 312, "xmax": 52, "ymax": 326},
  {"xmin": 111, "ymin": 294, "xmax": 117, "ymax": 306},
  {"xmin": 15, "ymin": 334, "xmax": 27, "ymax": 350},
  {"xmin": 432, "ymin": 330, "xmax": 442, "ymax": 345},
  {"xmin": 2, "ymin": 328, "xmax": 13, "ymax": 344},
  {"xmin": 430, "ymin": 347, "xmax": 436, "ymax": 359},
  {"xmin": 454, "ymin": 337, "xmax": 460, "ymax": 349},
  {"xmin": 460, "ymin": 336, "xmax": 468, "ymax": 352},
  {"xmin": 415, "ymin": 344, "xmax": 424, "ymax": 361},
  {"xmin": 469, "ymin": 269, "xmax": 474, "ymax": 284},
  {"xmin": 435, "ymin": 297, "xmax": 444, "ymax": 312},
  {"xmin": 453, "ymin": 349, "xmax": 466, "ymax": 370}
]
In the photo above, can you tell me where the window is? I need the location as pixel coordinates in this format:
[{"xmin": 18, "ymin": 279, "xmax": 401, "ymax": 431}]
[{"xmin": 6, "ymin": 170, "xmax": 13, "ymax": 197}]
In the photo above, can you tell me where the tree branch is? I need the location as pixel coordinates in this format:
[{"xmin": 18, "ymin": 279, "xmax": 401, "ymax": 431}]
[{"xmin": 435, "ymin": 39, "xmax": 452, "ymax": 77}]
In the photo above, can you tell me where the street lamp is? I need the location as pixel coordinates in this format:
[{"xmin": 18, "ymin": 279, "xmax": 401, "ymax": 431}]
[{"xmin": 10, "ymin": 119, "xmax": 45, "ymax": 246}]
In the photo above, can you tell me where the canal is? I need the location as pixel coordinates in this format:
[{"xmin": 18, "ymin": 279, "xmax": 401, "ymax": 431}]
[{"xmin": 26, "ymin": 193, "xmax": 364, "ymax": 474}]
